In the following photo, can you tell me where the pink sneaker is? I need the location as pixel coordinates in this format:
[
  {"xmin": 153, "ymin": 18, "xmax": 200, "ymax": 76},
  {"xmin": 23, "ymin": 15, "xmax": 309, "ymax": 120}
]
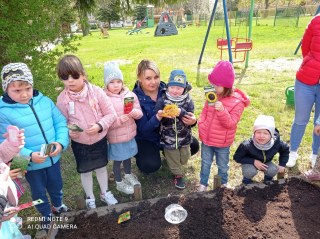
[{"xmin": 303, "ymin": 170, "xmax": 320, "ymax": 181}]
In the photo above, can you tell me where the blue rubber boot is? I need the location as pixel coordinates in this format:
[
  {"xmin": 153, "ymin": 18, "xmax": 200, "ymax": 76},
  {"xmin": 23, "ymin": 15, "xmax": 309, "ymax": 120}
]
[
  {"xmin": 242, "ymin": 177, "xmax": 253, "ymax": 185},
  {"xmin": 264, "ymin": 175, "xmax": 273, "ymax": 184}
]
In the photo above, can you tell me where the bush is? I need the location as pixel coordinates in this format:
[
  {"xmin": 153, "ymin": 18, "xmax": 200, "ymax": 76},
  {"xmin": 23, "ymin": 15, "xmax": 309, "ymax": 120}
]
[{"xmin": 0, "ymin": 0, "xmax": 79, "ymax": 100}]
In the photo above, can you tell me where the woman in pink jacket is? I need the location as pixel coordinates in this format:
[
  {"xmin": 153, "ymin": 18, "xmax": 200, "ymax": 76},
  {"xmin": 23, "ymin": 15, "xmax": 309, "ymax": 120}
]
[
  {"xmin": 56, "ymin": 55, "xmax": 118, "ymax": 210},
  {"xmin": 104, "ymin": 62, "xmax": 143, "ymax": 195},
  {"xmin": 198, "ymin": 61, "xmax": 250, "ymax": 191}
]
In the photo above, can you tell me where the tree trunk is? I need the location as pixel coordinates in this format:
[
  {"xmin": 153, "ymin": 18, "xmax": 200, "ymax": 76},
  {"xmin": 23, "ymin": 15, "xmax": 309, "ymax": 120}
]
[
  {"xmin": 82, "ymin": 25, "xmax": 90, "ymax": 36},
  {"xmin": 126, "ymin": 0, "xmax": 131, "ymax": 11},
  {"xmin": 80, "ymin": 14, "xmax": 90, "ymax": 36}
]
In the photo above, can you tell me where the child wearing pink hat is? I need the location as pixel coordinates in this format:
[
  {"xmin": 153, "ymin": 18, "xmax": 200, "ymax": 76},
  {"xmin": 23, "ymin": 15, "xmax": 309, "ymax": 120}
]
[{"xmin": 198, "ymin": 61, "xmax": 250, "ymax": 191}]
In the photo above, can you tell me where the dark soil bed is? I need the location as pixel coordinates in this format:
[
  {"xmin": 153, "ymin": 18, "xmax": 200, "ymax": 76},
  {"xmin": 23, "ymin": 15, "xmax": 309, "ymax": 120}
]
[{"xmin": 56, "ymin": 178, "xmax": 320, "ymax": 239}]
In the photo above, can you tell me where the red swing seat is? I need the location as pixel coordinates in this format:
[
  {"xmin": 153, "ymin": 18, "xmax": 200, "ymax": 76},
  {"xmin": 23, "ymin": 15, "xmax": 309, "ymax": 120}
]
[{"xmin": 216, "ymin": 37, "xmax": 253, "ymax": 63}]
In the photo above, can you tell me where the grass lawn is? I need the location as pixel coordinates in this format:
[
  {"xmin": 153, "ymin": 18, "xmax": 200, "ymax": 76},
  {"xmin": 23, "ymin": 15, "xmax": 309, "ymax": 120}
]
[{"xmin": 20, "ymin": 16, "xmax": 317, "ymax": 236}]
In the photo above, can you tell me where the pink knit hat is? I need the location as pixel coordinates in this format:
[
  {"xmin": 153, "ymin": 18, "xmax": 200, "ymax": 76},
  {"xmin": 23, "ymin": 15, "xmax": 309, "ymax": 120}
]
[{"xmin": 208, "ymin": 61, "xmax": 235, "ymax": 88}]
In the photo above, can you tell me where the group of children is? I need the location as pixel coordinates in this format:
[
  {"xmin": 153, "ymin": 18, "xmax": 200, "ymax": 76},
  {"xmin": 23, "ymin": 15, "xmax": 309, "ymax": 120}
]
[
  {"xmin": 0, "ymin": 57, "xmax": 143, "ymax": 238},
  {"xmin": 0, "ymin": 56, "xmax": 314, "ymax": 238}
]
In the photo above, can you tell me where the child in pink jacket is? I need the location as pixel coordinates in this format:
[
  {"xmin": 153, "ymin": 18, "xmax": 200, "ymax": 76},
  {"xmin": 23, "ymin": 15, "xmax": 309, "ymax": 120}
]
[
  {"xmin": 0, "ymin": 129, "xmax": 25, "ymax": 238},
  {"xmin": 198, "ymin": 61, "xmax": 250, "ymax": 191},
  {"xmin": 0, "ymin": 130, "xmax": 25, "ymax": 213},
  {"xmin": 56, "ymin": 55, "xmax": 118, "ymax": 209},
  {"xmin": 103, "ymin": 62, "xmax": 143, "ymax": 195}
]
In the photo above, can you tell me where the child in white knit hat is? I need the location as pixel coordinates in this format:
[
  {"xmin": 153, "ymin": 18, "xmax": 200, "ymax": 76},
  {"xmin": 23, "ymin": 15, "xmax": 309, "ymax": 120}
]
[
  {"xmin": 103, "ymin": 61, "xmax": 143, "ymax": 195},
  {"xmin": 233, "ymin": 115, "xmax": 289, "ymax": 185}
]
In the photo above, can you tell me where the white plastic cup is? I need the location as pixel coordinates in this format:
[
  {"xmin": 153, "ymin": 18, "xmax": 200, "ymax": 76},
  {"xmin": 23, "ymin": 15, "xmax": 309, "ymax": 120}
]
[{"xmin": 164, "ymin": 204, "xmax": 188, "ymax": 224}]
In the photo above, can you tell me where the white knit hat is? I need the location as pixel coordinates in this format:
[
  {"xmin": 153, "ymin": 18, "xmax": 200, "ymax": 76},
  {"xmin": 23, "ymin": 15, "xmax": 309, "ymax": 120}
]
[
  {"xmin": 103, "ymin": 61, "xmax": 123, "ymax": 86},
  {"xmin": 1, "ymin": 63, "xmax": 33, "ymax": 91},
  {"xmin": 253, "ymin": 115, "xmax": 275, "ymax": 136}
]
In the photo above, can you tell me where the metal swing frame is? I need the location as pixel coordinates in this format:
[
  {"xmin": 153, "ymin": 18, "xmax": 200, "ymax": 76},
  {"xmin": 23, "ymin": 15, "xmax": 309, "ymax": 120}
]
[{"xmin": 198, "ymin": 0, "xmax": 254, "ymax": 67}]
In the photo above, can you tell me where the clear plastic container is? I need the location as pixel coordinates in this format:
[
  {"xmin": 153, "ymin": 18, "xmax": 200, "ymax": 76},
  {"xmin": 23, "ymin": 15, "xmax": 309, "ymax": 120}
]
[{"xmin": 164, "ymin": 204, "xmax": 188, "ymax": 224}]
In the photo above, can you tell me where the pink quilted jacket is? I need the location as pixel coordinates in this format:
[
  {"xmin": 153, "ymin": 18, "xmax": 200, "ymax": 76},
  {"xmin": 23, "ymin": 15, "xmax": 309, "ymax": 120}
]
[
  {"xmin": 198, "ymin": 88, "xmax": 250, "ymax": 147},
  {"xmin": 296, "ymin": 15, "xmax": 320, "ymax": 85},
  {"xmin": 0, "ymin": 139, "xmax": 20, "ymax": 164},
  {"xmin": 57, "ymin": 84, "xmax": 117, "ymax": 145},
  {"xmin": 0, "ymin": 140, "xmax": 20, "ymax": 206},
  {"xmin": 104, "ymin": 87, "xmax": 142, "ymax": 144}
]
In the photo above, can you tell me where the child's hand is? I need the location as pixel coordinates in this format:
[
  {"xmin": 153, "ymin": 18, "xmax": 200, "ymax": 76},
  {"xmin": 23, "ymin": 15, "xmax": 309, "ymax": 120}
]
[
  {"xmin": 30, "ymin": 152, "xmax": 46, "ymax": 164},
  {"xmin": 2, "ymin": 207, "xmax": 19, "ymax": 222},
  {"xmin": 156, "ymin": 110, "xmax": 164, "ymax": 120},
  {"xmin": 85, "ymin": 124, "xmax": 100, "ymax": 135},
  {"xmin": 182, "ymin": 112, "xmax": 197, "ymax": 125},
  {"xmin": 214, "ymin": 101, "xmax": 224, "ymax": 111},
  {"xmin": 69, "ymin": 130, "xmax": 80, "ymax": 139},
  {"xmin": 3, "ymin": 129, "xmax": 25, "ymax": 148},
  {"xmin": 49, "ymin": 142, "xmax": 62, "ymax": 157},
  {"xmin": 314, "ymin": 125, "xmax": 320, "ymax": 135},
  {"xmin": 278, "ymin": 165, "xmax": 285, "ymax": 173},
  {"xmin": 128, "ymin": 109, "xmax": 140, "ymax": 119},
  {"xmin": 254, "ymin": 160, "xmax": 268, "ymax": 171},
  {"xmin": 17, "ymin": 129, "xmax": 25, "ymax": 148},
  {"xmin": 119, "ymin": 115, "xmax": 129, "ymax": 123},
  {"xmin": 9, "ymin": 168, "xmax": 22, "ymax": 180}
]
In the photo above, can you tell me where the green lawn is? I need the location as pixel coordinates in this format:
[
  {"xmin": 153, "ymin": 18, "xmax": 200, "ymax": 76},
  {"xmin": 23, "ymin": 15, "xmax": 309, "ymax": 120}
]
[{"xmin": 20, "ymin": 17, "xmax": 317, "ymax": 236}]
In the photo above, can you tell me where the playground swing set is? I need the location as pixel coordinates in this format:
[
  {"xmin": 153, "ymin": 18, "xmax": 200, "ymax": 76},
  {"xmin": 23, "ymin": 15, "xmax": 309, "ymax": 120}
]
[
  {"xmin": 198, "ymin": 0, "xmax": 254, "ymax": 68},
  {"xmin": 216, "ymin": 19, "xmax": 253, "ymax": 63}
]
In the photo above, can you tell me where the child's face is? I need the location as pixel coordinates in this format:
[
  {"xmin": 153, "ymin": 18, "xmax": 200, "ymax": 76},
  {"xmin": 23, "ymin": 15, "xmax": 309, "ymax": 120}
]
[
  {"xmin": 107, "ymin": 79, "xmax": 123, "ymax": 94},
  {"xmin": 7, "ymin": 81, "xmax": 33, "ymax": 104},
  {"xmin": 167, "ymin": 86, "xmax": 184, "ymax": 98},
  {"xmin": 62, "ymin": 74, "xmax": 85, "ymax": 92},
  {"xmin": 212, "ymin": 85, "xmax": 224, "ymax": 95},
  {"xmin": 254, "ymin": 129, "xmax": 271, "ymax": 144}
]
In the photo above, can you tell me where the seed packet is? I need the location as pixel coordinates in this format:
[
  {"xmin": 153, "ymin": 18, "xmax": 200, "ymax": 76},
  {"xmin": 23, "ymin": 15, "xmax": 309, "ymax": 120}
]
[
  {"xmin": 4, "ymin": 199, "xmax": 44, "ymax": 216},
  {"xmin": 67, "ymin": 124, "xmax": 83, "ymax": 132},
  {"xmin": 124, "ymin": 97, "xmax": 134, "ymax": 114},
  {"xmin": 204, "ymin": 85, "xmax": 217, "ymax": 105},
  {"xmin": 7, "ymin": 125, "xmax": 20, "ymax": 147},
  {"xmin": 17, "ymin": 199, "xmax": 44, "ymax": 211},
  {"xmin": 118, "ymin": 211, "xmax": 131, "ymax": 224},
  {"xmin": 40, "ymin": 144, "xmax": 54, "ymax": 157},
  {"xmin": 10, "ymin": 155, "xmax": 30, "ymax": 173}
]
